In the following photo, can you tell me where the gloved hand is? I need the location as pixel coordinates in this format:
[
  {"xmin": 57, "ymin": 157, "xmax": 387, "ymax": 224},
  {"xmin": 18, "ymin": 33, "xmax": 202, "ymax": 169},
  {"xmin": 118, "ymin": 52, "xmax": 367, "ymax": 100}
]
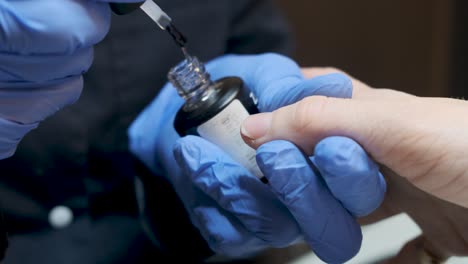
[
  {"xmin": 129, "ymin": 53, "xmax": 386, "ymax": 263},
  {"xmin": 0, "ymin": 0, "xmax": 141, "ymax": 159}
]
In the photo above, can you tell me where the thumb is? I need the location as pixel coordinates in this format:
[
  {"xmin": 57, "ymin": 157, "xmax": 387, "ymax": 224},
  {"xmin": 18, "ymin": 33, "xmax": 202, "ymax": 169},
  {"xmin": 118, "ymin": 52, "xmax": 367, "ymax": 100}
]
[
  {"xmin": 241, "ymin": 95, "xmax": 413, "ymax": 161},
  {"xmin": 242, "ymin": 95, "xmax": 468, "ymax": 209}
]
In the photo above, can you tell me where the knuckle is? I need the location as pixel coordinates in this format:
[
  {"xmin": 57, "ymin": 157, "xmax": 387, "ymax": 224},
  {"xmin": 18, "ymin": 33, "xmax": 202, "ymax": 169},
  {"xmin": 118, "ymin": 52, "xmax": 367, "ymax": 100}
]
[
  {"xmin": 260, "ymin": 52, "xmax": 286, "ymax": 61},
  {"xmin": 322, "ymin": 66, "xmax": 343, "ymax": 74},
  {"xmin": 302, "ymin": 67, "xmax": 344, "ymax": 79},
  {"xmin": 259, "ymin": 53, "xmax": 298, "ymax": 70},
  {"xmin": 290, "ymin": 96, "xmax": 330, "ymax": 135}
]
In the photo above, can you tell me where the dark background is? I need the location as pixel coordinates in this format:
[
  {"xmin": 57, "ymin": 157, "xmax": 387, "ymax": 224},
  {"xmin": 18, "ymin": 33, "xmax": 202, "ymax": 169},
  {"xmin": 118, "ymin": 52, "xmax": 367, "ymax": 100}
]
[
  {"xmin": 451, "ymin": 0, "xmax": 468, "ymax": 98},
  {"xmin": 277, "ymin": 0, "xmax": 465, "ymax": 98}
]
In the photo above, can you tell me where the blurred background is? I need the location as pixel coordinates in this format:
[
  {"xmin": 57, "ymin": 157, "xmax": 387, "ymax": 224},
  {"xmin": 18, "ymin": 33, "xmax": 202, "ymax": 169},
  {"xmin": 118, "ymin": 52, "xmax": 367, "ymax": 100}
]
[
  {"xmin": 248, "ymin": 0, "xmax": 468, "ymax": 263},
  {"xmin": 277, "ymin": 0, "xmax": 467, "ymax": 98}
]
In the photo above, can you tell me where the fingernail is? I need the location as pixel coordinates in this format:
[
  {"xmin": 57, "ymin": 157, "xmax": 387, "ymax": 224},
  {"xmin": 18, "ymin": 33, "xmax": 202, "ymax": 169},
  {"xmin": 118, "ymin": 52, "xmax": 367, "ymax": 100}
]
[{"xmin": 241, "ymin": 113, "xmax": 272, "ymax": 141}]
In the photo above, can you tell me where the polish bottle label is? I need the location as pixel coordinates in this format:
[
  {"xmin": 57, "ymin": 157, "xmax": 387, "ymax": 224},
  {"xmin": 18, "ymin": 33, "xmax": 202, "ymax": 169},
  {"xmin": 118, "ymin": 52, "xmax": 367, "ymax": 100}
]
[{"xmin": 197, "ymin": 99, "xmax": 263, "ymax": 178}]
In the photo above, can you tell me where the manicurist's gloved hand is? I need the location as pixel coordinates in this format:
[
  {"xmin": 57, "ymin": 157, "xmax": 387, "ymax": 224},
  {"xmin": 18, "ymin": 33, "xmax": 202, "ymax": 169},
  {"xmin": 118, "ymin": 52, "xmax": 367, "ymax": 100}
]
[
  {"xmin": 129, "ymin": 53, "xmax": 386, "ymax": 263},
  {"xmin": 0, "ymin": 0, "xmax": 141, "ymax": 159}
]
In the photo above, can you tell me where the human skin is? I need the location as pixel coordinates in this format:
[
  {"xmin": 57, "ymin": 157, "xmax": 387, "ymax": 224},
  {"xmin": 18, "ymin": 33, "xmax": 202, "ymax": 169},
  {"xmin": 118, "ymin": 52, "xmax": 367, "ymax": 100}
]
[
  {"xmin": 241, "ymin": 68, "xmax": 468, "ymax": 262},
  {"xmin": 242, "ymin": 68, "xmax": 468, "ymax": 209}
]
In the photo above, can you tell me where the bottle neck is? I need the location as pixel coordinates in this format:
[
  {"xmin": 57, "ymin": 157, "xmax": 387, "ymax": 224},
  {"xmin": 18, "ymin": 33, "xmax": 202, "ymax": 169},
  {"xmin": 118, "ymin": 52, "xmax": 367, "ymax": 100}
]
[{"xmin": 168, "ymin": 56, "xmax": 215, "ymax": 110}]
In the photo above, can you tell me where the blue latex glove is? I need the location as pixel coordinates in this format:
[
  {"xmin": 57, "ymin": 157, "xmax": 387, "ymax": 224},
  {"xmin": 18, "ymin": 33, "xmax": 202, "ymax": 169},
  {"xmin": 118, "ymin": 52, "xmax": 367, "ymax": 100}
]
[
  {"xmin": 129, "ymin": 53, "xmax": 386, "ymax": 262},
  {"xmin": 0, "ymin": 0, "xmax": 141, "ymax": 159},
  {"xmin": 255, "ymin": 138, "xmax": 386, "ymax": 263}
]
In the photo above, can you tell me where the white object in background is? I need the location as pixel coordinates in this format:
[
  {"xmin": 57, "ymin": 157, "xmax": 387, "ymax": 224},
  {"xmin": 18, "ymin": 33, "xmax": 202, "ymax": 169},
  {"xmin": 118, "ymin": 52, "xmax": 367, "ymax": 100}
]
[
  {"xmin": 48, "ymin": 205, "xmax": 73, "ymax": 229},
  {"xmin": 289, "ymin": 213, "xmax": 468, "ymax": 264}
]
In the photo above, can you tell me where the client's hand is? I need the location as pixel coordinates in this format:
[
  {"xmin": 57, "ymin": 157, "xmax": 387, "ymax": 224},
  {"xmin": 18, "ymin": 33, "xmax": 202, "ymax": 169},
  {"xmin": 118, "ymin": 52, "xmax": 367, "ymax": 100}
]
[{"xmin": 242, "ymin": 68, "xmax": 468, "ymax": 262}]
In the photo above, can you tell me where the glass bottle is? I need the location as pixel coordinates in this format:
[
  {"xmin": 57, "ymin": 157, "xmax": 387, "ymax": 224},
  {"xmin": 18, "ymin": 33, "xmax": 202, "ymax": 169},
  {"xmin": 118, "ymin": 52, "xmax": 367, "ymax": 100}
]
[{"xmin": 169, "ymin": 56, "xmax": 265, "ymax": 181}]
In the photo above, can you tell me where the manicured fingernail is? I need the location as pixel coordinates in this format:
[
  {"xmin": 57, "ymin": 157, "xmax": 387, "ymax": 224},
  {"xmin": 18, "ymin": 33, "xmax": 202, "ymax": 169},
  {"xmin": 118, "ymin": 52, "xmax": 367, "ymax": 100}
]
[{"xmin": 241, "ymin": 113, "xmax": 272, "ymax": 141}]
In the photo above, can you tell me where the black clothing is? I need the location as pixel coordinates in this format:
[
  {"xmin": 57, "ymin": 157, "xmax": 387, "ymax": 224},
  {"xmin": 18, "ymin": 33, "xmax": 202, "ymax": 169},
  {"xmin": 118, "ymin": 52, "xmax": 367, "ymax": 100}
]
[{"xmin": 0, "ymin": 0, "xmax": 291, "ymax": 263}]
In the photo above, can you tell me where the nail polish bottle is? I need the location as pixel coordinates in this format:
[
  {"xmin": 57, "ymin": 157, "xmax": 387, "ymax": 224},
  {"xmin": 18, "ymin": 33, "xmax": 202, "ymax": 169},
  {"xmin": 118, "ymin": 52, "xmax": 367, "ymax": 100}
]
[{"xmin": 169, "ymin": 56, "xmax": 265, "ymax": 181}]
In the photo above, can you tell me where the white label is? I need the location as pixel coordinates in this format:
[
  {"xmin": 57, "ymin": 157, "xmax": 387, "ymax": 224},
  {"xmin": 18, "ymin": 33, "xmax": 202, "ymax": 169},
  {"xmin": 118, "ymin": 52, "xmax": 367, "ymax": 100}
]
[{"xmin": 197, "ymin": 100, "xmax": 263, "ymax": 178}]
